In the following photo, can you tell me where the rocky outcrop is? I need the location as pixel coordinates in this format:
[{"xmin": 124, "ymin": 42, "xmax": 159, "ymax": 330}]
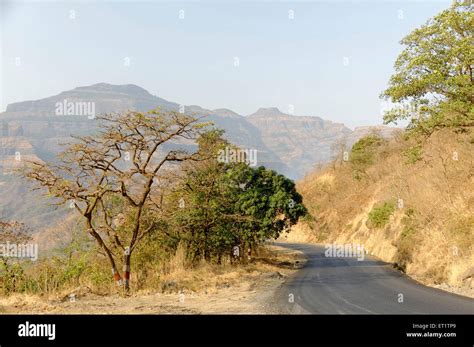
[{"xmin": 247, "ymin": 107, "xmax": 352, "ymax": 177}]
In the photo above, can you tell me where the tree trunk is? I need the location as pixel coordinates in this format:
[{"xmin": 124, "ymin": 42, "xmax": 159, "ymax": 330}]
[
  {"xmin": 204, "ymin": 248, "xmax": 211, "ymax": 262},
  {"xmin": 112, "ymin": 267, "xmax": 122, "ymax": 286},
  {"xmin": 85, "ymin": 217, "xmax": 122, "ymax": 286},
  {"xmin": 123, "ymin": 252, "xmax": 131, "ymax": 291}
]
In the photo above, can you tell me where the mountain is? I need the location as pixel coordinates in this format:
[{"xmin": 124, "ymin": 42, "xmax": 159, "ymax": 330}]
[
  {"xmin": 4, "ymin": 83, "xmax": 176, "ymax": 115},
  {"xmin": 247, "ymin": 107, "xmax": 352, "ymax": 176},
  {"xmin": 0, "ymin": 83, "xmax": 291, "ymax": 176},
  {"xmin": 0, "ymin": 83, "xmax": 396, "ymax": 243}
]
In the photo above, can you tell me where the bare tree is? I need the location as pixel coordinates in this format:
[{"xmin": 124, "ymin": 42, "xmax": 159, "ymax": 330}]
[
  {"xmin": 23, "ymin": 109, "xmax": 205, "ymax": 290},
  {"xmin": 330, "ymin": 136, "xmax": 349, "ymax": 169}
]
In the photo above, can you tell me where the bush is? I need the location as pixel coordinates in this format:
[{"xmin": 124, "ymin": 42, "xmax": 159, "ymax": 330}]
[
  {"xmin": 367, "ymin": 201, "xmax": 396, "ymax": 228},
  {"xmin": 403, "ymin": 144, "xmax": 423, "ymax": 164},
  {"xmin": 394, "ymin": 208, "xmax": 418, "ymax": 272},
  {"xmin": 0, "ymin": 261, "xmax": 26, "ymax": 295}
]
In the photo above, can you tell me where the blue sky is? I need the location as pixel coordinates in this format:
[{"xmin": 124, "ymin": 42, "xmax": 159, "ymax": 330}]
[{"xmin": 1, "ymin": 0, "xmax": 449, "ymax": 128}]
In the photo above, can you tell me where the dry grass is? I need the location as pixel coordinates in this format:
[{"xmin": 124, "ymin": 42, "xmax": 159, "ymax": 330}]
[
  {"xmin": 292, "ymin": 127, "xmax": 474, "ymax": 296},
  {"xmin": 154, "ymin": 243, "xmax": 304, "ymax": 295},
  {"xmin": 0, "ymin": 243, "xmax": 304, "ymax": 314}
]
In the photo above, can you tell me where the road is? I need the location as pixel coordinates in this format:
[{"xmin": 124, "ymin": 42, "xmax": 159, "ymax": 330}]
[{"xmin": 273, "ymin": 243, "xmax": 474, "ymax": 314}]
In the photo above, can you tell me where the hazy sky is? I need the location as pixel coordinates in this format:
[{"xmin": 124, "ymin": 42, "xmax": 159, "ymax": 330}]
[{"xmin": 1, "ymin": 0, "xmax": 449, "ymax": 128}]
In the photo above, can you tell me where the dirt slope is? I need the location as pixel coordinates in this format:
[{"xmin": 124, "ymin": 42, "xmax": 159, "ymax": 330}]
[{"xmin": 289, "ymin": 128, "xmax": 474, "ymax": 297}]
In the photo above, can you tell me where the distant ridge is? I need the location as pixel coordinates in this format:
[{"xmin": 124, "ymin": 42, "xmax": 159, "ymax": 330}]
[{"xmin": 1, "ymin": 83, "xmax": 398, "ymax": 179}]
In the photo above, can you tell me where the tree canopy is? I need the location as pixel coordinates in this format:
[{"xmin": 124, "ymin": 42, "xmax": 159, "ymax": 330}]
[{"xmin": 381, "ymin": 2, "xmax": 473, "ymax": 135}]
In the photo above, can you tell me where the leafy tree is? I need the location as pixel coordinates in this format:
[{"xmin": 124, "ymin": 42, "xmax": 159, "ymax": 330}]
[
  {"xmin": 167, "ymin": 129, "xmax": 235, "ymax": 262},
  {"xmin": 227, "ymin": 165, "xmax": 307, "ymax": 256},
  {"xmin": 381, "ymin": 2, "xmax": 473, "ymax": 135},
  {"xmin": 169, "ymin": 131, "xmax": 307, "ymax": 263}
]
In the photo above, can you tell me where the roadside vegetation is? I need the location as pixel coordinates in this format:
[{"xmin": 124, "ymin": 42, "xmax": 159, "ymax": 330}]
[{"xmin": 293, "ymin": 2, "xmax": 473, "ymax": 293}]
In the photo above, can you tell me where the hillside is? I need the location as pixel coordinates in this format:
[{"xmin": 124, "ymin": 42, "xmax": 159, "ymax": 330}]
[{"xmin": 291, "ymin": 128, "xmax": 474, "ymax": 296}]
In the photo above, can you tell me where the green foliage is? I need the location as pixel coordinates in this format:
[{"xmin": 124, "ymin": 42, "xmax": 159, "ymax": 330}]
[
  {"xmin": 367, "ymin": 201, "xmax": 396, "ymax": 228},
  {"xmin": 228, "ymin": 165, "xmax": 307, "ymax": 244},
  {"xmin": 350, "ymin": 135, "xmax": 385, "ymax": 178},
  {"xmin": 403, "ymin": 144, "xmax": 424, "ymax": 164},
  {"xmin": 168, "ymin": 131, "xmax": 307, "ymax": 263},
  {"xmin": 0, "ymin": 261, "xmax": 26, "ymax": 295},
  {"xmin": 381, "ymin": 2, "xmax": 474, "ymax": 136}
]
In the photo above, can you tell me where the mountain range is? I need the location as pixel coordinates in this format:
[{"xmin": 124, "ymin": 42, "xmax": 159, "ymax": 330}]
[{"xmin": 0, "ymin": 83, "xmax": 396, "ymax": 238}]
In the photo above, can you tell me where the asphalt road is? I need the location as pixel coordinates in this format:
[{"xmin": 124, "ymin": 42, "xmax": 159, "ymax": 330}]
[{"xmin": 274, "ymin": 243, "xmax": 474, "ymax": 314}]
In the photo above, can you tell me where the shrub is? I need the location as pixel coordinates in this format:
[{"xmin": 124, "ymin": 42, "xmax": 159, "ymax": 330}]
[
  {"xmin": 0, "ymin": 262, "xmax": 26, "ymax": 295},
  {"xmin": 350, "ymin": 135, "xmax": 385, "ymax": 178},
  {"xmin": 403, "ymin": 144, "xmax": 423, "ymax": 164},
  {"xmin": 367, "ymin": 201, "xmax": 396, "ymax": 228},
  {"xmin": 394, "ymin": 209, "xmax": 418, "ymax": 272}
]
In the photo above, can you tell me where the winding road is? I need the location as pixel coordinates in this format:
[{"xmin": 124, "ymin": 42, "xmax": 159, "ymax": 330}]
[{"xmin": 274, "ymin": 243, "xmax": 474, "ymax": 314}]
